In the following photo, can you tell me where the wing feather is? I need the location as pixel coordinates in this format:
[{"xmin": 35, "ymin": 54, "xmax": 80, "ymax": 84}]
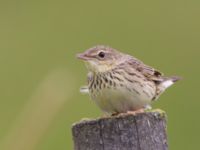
[{"xmin": 124, "ymin": 56, "xmax": 163, "ymax": 81}]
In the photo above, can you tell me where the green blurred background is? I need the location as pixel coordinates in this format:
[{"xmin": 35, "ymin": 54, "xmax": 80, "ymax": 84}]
[{"xmin": 0, "ymin": 0, "xmax": 199, "ymax": 150}]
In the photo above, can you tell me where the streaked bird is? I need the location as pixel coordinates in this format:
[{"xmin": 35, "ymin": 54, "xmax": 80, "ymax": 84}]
[{"xmin": 77, "ymin": 45, "xmax": 180, "ymax": 114}]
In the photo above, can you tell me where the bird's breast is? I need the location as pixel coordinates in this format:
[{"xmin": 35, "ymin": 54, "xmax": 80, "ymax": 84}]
[{"xmin": 87, "ymin": 71, "xmax": 156, "ymax": 113}]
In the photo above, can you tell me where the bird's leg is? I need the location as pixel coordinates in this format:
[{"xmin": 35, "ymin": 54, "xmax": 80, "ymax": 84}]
[
  {"xmin": 111, "ymin": 106, "xmax": 151, "ymax": 117},
  {"xmin": 112, "ymin": 109, "xmax": 144, "ymax": 117}
]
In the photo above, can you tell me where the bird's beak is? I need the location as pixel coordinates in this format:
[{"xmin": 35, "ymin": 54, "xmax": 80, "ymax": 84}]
[{"xmin": 76, "ymin": 53, "xmax": 90, "ymax": 61}]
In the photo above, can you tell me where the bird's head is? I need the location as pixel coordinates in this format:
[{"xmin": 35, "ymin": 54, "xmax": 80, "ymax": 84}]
[{"xmin": 77, "ymin": 45, "xmax": 123, "ymax": 73}]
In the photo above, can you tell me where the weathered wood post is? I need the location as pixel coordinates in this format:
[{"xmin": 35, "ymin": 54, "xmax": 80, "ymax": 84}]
[{"xmin": 72, "ymin": 109, "xmax": 168, "ymax": 150}]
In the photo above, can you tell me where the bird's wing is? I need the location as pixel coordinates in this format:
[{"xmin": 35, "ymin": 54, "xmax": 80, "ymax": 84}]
[
  {"xmin": 125, "ymin": 56, "xmax": 163, "ymax": 81},
  {"xmin": 80, "ymin": 85, "xmax": 89, "ymax": 94},
  {"xmin": 80, "ymin": 72, "xmax": 94, "ymax": 94}
]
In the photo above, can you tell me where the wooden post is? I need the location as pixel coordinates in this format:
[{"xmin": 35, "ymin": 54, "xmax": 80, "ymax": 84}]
[{"xmin": 72, "ymin": 110, "xmax": 168, "ymax": 150}]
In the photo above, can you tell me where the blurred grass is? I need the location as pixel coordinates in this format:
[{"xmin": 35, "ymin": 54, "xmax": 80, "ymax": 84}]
[
  {"xmin": 0, "ymin": 69, "xmax": 74, "ymax": 150},
  {"xmin": 0, "ymin": 0, "xmax": 200, "ymax": 150}
]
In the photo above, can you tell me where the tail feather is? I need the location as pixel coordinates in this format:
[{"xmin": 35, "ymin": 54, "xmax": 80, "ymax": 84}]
[
  {"xmin": 152, "ymin": 76, "xmax": 181, "ymax": 101},
  {"xmin": 161, "ymin": 76, "xmax": 181, "ymax": 88},
  {"xmin": 161, "ymin": 76, "xmax": 181, "ymax": 90},
  {"xmin": 170, "ymin": 76, "xmax": 182, "ymax": 82}
]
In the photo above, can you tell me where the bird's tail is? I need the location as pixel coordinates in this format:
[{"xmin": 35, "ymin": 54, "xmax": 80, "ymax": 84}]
[
  {"xmin": 153, "ymin": 76, "xmax": 181, "ymax": 100},
  {"xmin": 159, "ymin": 76, "xmax": 181, "ymax": 89}
]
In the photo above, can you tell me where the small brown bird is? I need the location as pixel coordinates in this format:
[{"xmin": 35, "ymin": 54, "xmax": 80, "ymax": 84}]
[{"xmin": 77, "ymin": 45, "xmax": 180, "ymax": 114}]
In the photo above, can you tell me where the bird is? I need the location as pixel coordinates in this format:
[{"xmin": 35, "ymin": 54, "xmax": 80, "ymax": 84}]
[{"xmin": 77, "ymin": 45, "xmax": 180, "ymax": 115}]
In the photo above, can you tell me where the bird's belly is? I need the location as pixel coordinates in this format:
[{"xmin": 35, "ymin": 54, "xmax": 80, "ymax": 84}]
[{"xmin": 90, "ymin": 86, "xmax": 154, "ymax": 113}]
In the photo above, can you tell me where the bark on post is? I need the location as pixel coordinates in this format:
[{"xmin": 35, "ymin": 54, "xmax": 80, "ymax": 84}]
[{"xmin": 72, "ymin": 109, "xmax": 168, "ymax": 150}]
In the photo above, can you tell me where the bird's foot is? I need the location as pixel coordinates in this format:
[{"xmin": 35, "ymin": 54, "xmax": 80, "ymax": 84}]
[
  {"xmin": 111, "ymin": 108, "xmax": 145, "ymax": 117},
  {"xmin": 126, "ymin": 108, "xmax": 145, "ymax": 115}
]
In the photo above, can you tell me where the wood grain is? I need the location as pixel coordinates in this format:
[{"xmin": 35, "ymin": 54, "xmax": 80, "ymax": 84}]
[{"xmin": 72, "ymin": 110, "xmax": 168, "ymax": 150}]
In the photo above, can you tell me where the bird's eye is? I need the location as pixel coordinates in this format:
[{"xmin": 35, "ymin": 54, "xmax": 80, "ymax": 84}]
[{"xmin": 98, "ymin": 51, "xmax": 105, "ymax": 58}]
